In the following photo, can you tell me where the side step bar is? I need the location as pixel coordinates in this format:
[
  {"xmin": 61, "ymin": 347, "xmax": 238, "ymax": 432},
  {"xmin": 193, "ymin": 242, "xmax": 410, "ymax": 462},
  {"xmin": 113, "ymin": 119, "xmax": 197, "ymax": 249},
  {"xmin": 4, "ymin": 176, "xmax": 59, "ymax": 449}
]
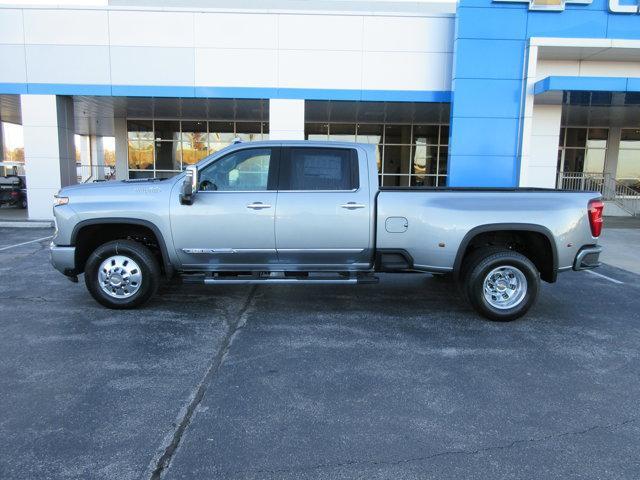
[{"xmin": 181, "ymin": 273, "xmax": 379, "ymax": 285}]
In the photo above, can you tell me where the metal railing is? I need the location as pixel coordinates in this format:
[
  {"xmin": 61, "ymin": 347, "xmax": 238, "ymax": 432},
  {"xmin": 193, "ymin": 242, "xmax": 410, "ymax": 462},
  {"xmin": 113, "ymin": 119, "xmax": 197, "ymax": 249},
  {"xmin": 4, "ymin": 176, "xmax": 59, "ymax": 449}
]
[
  {"xmin": 76, "ymin": 164, "xmax": 116, "ymax": 183},
  {"xmin": 557, "ymin": 171, "xmax": 640, "ymax": 216}
]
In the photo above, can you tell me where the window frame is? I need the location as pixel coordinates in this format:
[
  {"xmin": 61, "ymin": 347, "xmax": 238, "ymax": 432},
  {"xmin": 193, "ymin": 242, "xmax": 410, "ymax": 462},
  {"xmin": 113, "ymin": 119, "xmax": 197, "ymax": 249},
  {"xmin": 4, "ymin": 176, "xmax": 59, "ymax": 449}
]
[
  {"xmin": 277, "ymin": 147, "xmax": 360, "ymax": 192},
  {"xmin": 196, "ymin": 146, "xmax": 280, "ymax": 193}
]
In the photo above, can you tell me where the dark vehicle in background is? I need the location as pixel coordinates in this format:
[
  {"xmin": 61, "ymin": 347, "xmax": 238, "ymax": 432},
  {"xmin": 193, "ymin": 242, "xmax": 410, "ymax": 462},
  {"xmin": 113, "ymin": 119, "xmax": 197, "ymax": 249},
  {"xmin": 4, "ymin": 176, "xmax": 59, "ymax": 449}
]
[{"xmin": 0, "ymin": 175, "xmax": 27, "ymax": 209}]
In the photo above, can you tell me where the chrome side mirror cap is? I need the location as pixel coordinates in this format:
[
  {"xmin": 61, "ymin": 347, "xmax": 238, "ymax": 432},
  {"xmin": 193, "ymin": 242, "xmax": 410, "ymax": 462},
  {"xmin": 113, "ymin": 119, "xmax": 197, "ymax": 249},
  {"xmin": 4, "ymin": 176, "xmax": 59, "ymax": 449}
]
[{"xmin": 180, "ymin": 165, "xmax": 198, "ymax": 205}]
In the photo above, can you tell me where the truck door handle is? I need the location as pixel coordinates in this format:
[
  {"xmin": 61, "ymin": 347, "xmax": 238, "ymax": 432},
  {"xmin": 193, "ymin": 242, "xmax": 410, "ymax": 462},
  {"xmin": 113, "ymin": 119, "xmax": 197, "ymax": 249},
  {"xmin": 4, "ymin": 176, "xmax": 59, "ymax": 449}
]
[
  {"xmin": 340, "ymin": 202, "xmax": 366, "ymax": 210},
  {"xmin": 247, "ymin": 202, "xmax": 272, "ymax": 210}
]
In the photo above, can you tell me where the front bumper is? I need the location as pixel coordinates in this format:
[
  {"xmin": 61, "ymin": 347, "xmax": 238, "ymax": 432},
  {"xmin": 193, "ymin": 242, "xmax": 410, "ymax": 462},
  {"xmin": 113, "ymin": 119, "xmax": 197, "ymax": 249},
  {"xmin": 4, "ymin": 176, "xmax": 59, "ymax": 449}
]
[
  {"xmin": 50, "ymin": 243, "xmax": 76, "ymax": 276},
  {"xmin": 573, "ymin": 245, "xmax": 603, "ymax": 271}
]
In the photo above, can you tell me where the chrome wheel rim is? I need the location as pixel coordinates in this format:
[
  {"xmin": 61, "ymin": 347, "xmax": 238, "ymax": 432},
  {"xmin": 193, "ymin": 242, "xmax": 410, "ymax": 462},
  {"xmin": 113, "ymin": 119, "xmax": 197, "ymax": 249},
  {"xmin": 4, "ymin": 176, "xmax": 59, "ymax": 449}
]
[
  {"xmin": 483, "ymin": 266, "xmax": 527, "ymax": 310},
  {"xmin": 98, "ymin": 255, "xmax": 142, "ymax": 299}
]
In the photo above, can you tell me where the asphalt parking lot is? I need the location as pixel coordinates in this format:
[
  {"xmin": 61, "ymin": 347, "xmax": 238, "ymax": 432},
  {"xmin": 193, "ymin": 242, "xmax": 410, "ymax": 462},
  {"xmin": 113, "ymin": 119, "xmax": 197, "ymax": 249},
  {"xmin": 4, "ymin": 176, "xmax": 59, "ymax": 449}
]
[{"xmin": 1, "ymin": 227, "xmax": 639, "ymax": 480}]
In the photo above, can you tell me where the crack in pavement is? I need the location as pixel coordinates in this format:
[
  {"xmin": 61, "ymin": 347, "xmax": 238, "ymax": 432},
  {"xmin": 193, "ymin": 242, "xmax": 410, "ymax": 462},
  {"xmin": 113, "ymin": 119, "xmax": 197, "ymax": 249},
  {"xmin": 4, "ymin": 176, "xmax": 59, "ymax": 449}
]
[
  {"xmin": 221, "ymin": 417, "xmax": 638, "ymax": 477},
  {"xmin": 145, "ymin": 285, "xmax": 258, "ymax": 480}
]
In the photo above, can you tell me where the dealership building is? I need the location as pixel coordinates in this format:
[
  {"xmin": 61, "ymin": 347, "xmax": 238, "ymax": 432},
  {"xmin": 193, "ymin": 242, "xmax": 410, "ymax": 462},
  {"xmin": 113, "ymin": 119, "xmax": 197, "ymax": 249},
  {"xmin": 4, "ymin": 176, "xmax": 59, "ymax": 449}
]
[{"xmin": 0, "ymin": 0, "xmax": 639, "ymax": 219}]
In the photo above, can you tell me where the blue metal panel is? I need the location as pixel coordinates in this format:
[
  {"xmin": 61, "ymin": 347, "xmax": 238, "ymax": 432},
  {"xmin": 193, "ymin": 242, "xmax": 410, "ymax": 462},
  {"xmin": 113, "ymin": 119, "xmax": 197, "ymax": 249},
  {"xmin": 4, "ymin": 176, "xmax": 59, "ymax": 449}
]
[
  {"xmin": 452, "ymin": 78, "xmax": 522, "ymax": 118},
  {"xmin": 626, "ymin": 78, "xmax": 640, "ymax": 92},
  {"xmin": 111, "ymin": 85, "xmax": 196, "ymax": 97},
  {"xmin": 449, "ymin": 117, "xmax": 519, "ymax": 157},
  {"xmin": 27, "ymin": 83, "xmax": 112, "ymax": 96},
  {"xmin": 456, "ymin": 6, "xmax": 528, "ymax": 40},
  {"xmin": 448, "ymin": 154, "xmax": 518, "ymax": 187},
  {"xmin": 453, "ymin": 39, "xmax": 525, "ymax": 80},
  {"xmin": 0, "ymin": 83, "xmax": 27, "ymax": 94},
  {"xmin": 360, "ymin": 90, "xmax": 452, "ymax": 102},
  {"xmin": 526, "ymin": 10, "xmax": 608, "ymax": 38},
  {"xmin": 0, "ymin": 82, "xmax": 452, "ymax": 103},
  {"xmin": 534, "ymin": 76, "xmax": 630, "ymax": 94},
  {"xmin": 607, "ymin": 14, "xmax": 640, "ymax": 40}
]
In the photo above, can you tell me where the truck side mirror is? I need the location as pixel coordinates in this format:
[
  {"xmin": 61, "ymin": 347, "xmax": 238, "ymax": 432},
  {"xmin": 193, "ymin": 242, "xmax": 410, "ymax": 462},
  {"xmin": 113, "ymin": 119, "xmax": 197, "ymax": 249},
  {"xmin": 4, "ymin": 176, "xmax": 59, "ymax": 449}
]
[{"xmin": 180, "ymin": 165, "xmax": 198, "ymax": 205}]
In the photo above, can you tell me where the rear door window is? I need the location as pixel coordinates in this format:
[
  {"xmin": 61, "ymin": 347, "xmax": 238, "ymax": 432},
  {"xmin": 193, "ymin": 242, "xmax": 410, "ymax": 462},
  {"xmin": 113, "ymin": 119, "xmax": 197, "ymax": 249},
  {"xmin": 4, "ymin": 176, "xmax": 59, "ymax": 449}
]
[{"xmin": 279, "ymin": 148, "xmax": 359, "ymax": 191}]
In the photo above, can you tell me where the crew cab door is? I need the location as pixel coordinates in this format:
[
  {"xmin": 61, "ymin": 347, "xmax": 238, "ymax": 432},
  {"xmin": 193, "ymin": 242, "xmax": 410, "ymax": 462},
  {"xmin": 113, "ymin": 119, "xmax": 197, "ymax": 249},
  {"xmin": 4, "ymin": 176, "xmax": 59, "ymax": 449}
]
[
  {"xmin": 171, "ymin": 147, "xmax": 279, "ymax": 269},
  {"xmin": 275, "ymin": 146, "xmax": 372, "ymax": 268}
]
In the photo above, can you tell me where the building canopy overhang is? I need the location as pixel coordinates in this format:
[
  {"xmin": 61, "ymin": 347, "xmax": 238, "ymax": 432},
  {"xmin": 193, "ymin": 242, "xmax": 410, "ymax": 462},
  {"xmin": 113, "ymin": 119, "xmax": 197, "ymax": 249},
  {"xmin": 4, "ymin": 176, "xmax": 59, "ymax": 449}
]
[{"xmin": 534, "ymin": 76, "xmax": 640, "ymax": 105}]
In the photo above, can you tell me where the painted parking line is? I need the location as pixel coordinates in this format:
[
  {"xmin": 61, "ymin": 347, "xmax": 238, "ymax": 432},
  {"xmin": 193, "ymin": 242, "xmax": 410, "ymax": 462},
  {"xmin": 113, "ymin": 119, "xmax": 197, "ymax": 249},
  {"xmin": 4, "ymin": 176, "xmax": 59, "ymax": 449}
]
[
  {"xmin": 585, "ymin": 269, "xmax": 624, "ymax": 285},
  {"xmin": 0, "ymin": 236, "xmax": 53, "ymax": 252}
]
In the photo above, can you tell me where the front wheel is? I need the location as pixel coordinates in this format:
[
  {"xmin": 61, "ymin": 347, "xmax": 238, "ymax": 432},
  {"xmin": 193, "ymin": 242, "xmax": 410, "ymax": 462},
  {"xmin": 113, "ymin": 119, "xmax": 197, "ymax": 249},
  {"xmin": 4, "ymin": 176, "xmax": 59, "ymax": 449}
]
[
  {"xmin": 84, "ymin": 239, "xmax": 160, "ymax": 309},
  {"xmin": 464, "ymin": 249, "xmax": 540, "ymax": 322}
]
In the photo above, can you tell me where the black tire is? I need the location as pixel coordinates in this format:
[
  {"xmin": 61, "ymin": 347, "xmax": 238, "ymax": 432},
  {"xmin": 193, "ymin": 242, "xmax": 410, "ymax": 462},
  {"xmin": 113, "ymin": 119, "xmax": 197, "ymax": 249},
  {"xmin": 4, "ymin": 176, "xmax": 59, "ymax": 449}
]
[
  {"xmin": 463, "ymin": 248, "xmax": 539, "ymax": 322},
  {"xmin": 84, "ymin": 239, "xmax": 160, "ymax": 309},
  {"xmin": 19, "ymin": 198, "xmax": 27, "ymax": 209}
]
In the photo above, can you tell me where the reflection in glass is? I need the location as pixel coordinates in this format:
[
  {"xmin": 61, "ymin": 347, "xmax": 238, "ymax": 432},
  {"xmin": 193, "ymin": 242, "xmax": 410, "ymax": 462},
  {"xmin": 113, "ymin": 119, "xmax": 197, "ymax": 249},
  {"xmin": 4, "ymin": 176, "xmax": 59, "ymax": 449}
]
[
  {"xmin": 565, "ymin": 128, "xmax": 587, "ymax": 148},
  {"xmin": 329, "ymin": 124, "xmax": 356, "ymax": 142},
  {"xmin": 439, "ymin": 147, "xmax": 448, "ymax": 174},
  {"xmin": 154, "ymin": 121, "xmax": 180, "ymax": 141},
  {"xmin": 411, "ymin": 175, "xmax": 437, "ymax": 187},
  {"xmin": 236, "ymin": 122, "xmax": 262, "ymax": 142},
  {"xmin": 128, "ymin": 139, "xmax": 154, "ymax": 170},
  {"xmin": 383, "ymin": 145, "xmax": 411, "ymax": 175},
  {"xmin": 563, "ymin": 148, "xmax": 585, "ymax": 172},
  {"xmin": 356, "ymin": 124, "xmax": 382, "ymax": 144},
  {"xmin": 209, "ymin": 122, "xmax": 235, "ymax": 143},
  {"xmin": 412, "ymin": 125, "xmax": 438, "ymax": 145},
  {"xmin": 412, "ymin": 144, "xmax": 438, "ymax": 176},
  {"xmin": 182, "ymin": 132, "xmax": 209, "ymax": 165},
  {"xmin": 584, "ymin": 148, "xmax": 605, "ymax": 173},
  {"xmin": 384, "ymin": 124, "xmax": 412, "ymax": 144},
  {"xmin": 305, "ymin": 123, "xmax": 329, "ymax": 140},
  {"xmin": 155, "ymin": 141, "xmax": 181, "ymax": 170}
]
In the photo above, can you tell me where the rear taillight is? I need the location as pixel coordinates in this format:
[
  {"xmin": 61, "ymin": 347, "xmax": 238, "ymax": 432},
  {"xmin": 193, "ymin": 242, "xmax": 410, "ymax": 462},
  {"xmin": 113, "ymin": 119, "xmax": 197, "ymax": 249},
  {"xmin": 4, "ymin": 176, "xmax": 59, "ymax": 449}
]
[{"xmin": 588, "ymin": 199, "xmax": 604, "ymax": 237}]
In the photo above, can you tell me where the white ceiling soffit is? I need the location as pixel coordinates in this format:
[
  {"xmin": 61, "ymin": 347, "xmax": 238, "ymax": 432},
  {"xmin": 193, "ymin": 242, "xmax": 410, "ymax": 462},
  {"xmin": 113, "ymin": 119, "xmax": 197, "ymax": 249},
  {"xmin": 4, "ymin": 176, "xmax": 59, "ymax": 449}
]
[{"xmin": 533, "ymin": 38, "xmax": 640, "ymax": 62}]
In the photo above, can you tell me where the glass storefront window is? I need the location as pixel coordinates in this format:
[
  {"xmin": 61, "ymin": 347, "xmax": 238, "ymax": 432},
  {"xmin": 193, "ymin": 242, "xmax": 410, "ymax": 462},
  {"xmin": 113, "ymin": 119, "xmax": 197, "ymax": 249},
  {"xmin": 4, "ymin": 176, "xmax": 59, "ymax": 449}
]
[
  {"xmin": 558, "ymin": 127, "xmax": 608, "ymax": 176},
  {"xmin": 127, "ymin": 118, "xmax": 268, "ymax": 178},
  {"xmin": 328, "ymin": 124, "xmax": 356, "ymax": 142},
  {"xmin": 306, "ymin": 121, "xmax": 448, "ymax": 187},
  {"xmin": 617, "ymin": 129, "xmax": 640, "ymax": 190}
]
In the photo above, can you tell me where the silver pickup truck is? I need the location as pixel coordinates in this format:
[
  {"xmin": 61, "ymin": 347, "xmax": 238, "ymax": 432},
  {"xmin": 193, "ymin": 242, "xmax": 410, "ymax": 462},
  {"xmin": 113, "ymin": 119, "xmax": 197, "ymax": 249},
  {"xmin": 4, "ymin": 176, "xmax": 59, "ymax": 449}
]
[{"xmin": 50, "ymin": 141, "xmax": 604, "ymax": 321}]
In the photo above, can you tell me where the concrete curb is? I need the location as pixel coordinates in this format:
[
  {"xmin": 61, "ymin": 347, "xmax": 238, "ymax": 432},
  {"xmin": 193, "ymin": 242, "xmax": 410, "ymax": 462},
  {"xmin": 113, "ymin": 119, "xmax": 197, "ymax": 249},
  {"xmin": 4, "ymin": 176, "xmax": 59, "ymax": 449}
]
[{"xmin": 0, "ymin": 221, "xmax": 54, "ymax": 228}]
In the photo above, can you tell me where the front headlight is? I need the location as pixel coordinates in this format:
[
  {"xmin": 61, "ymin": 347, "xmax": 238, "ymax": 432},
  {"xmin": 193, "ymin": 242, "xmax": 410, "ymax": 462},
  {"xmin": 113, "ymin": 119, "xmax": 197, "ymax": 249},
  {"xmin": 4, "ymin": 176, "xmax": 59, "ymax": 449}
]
[{"xmin": 53, "ymin": 195, "xmax": 69, "ymax": 207}]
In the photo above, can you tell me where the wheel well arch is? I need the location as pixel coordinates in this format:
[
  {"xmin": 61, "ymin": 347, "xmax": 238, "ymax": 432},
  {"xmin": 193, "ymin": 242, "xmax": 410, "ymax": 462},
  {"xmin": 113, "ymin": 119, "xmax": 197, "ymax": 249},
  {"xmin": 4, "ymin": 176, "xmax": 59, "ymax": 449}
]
[
  {"xmin": 453, "ymin": 224, "xmax": 558, "ymax": 283},
  {"xmin": 71, "ymin": 219, "xmax": 173, "ymax": 277}
]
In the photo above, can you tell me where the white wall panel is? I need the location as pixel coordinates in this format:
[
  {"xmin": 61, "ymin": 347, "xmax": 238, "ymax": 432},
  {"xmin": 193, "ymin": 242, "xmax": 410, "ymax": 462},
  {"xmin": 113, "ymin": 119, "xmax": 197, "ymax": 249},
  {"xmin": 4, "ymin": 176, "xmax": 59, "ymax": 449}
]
[
  {"xmin": 579, "ymin": 60, "xmax": 640, "ymax": 77},
  {"xmin": 363, "ymin": 16, "xmax": 454, "ymax": 53},
  {"xmin": 23, "ymin": 9, "xmax": 109, "ymax": 45},
  {"xmin": 25, "ymin": 45, "xmax": 111, "ymax": 84},
  {"xmin": 194, "ymin": 13, "xmax": 278, "ymax": 49},
  {"xmin": 0, "ymin": 45, "xmax": 27, "ymax": 83},
  {"xmin": 195, "ymin": 48, "xmax": 277, "ymax": 87},
  {"xmin": 363, "ymin": 52, "xmax": 449, "ymax": 91},
  {"xmin": 110, "ymin": 46, "xmax": 194, "ymax": 86},
  {"xmin": 279, "ymin": 14, "xmax": 362, "ymax": 51},
  {"xmin": 279, "ymin": 50, "xmax": 361, "ymax": 89},
  {"xmin": 0, "ymin": 9, "xmax": 23, "ymax": 44},
  {"xmin": 108, "ymin": 11, "xmax": 194, "ymax": 47},
  {"xmin": 535, "ymin": 60, "xmax": 580, "ymax": 80},
  {"xmin": 269, "ymin": 99, "xmax": 304, "ymax": 140}
]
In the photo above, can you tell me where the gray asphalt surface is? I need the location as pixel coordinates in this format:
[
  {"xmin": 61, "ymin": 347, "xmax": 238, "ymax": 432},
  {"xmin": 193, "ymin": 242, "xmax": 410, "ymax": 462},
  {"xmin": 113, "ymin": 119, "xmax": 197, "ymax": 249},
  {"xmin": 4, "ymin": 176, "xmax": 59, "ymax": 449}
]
[{"xmin": 1, "ymin": 227, "xmax": 639, "ymax": 480}]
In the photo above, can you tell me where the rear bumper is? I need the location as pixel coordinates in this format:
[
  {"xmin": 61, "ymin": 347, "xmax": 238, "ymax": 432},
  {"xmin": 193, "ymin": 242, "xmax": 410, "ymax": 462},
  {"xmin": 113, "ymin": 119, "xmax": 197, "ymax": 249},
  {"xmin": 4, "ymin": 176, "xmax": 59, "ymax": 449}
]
[
  {"xmin": 573, "ymin": 245, "xmax": 603, "ymax": 271},
  {"xmin": 50, "ymin": 243, "xmax": 76, "ymax": 276}
]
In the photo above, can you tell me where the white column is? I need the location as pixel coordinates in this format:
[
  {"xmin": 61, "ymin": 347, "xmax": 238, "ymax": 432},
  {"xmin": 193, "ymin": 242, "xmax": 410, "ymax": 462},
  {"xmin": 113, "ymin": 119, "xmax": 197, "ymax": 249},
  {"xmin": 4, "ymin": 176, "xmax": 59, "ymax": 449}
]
[
  {"xmin": 268, "ymin": 99, "xmax": 304, "ymax": 140},
  {"xmin": 78, "ymin": 135, "xmax": 90, "ymax": 182},
  {"xmin": 114, "ymin": 117, "xmax": 128, "ymax": 180},
  {"xmin": 90, "ymin": 135, "xmax": 105, "ymax": 180},
  {"xmin": 21, "ymin": 95, "xmax": 76, "ymax": 220},
  {"xmin": 520, "ymin": 104, "xmax": 562, "ymax": 188}
]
